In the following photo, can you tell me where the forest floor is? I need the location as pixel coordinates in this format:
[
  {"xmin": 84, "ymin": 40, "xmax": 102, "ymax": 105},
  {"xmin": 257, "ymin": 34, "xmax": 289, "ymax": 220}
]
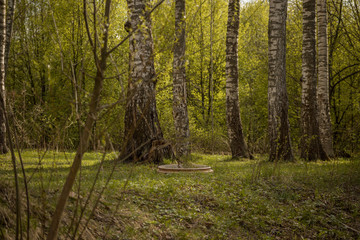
[{"xmin": 1, "ymin": 151, "xmax": 360, "ymax": 239}]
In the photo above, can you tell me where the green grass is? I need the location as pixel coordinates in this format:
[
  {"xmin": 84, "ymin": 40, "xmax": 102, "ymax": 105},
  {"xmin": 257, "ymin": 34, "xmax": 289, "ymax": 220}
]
[{"xmin": 1, "ymin": 151, "xmax": 360, "ymax": 239}]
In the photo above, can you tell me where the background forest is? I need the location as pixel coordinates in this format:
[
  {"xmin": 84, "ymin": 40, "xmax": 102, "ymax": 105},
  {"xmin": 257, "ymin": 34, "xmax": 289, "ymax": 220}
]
[
  {"xmin": 6, "ymin": 0, "xmax": 360, "ymax": 155},
  {"xmin": 1, "ymin": 0, "xmax": 360, "ymax": 239}
]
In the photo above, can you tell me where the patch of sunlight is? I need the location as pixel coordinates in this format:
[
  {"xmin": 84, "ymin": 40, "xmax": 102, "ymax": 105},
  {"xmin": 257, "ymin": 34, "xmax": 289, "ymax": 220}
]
[{"xmin": 0, "ymin": 150, "xmax": 118, "ymax": 171}]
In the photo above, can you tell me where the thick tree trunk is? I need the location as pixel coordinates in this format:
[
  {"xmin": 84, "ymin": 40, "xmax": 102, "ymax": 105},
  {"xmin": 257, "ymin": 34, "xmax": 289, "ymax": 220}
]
[
  {"xmin": 0, "ymin": 0, "xmax": 8, "ymax": 154},
  {"xmin": 123, "ymin": 0, "xmax": 171, "ymax": 163},
  {"xmin": 173, "ymin": 0, "xmax": 190, "ymax": 157},
  {"xmin": 268, "ymin": 0, "xmax": 294, "ymax": 161},
  {"xmin": 301, "ymin": 0, "xmax": 328, "ymax": 161},
  {"xmin": 317, "ymin": 0, "xmax": 334, "ymax": 157},
  {"xmin": 225, "ymin": 0, "xmax": 249, "ymax": 159}
]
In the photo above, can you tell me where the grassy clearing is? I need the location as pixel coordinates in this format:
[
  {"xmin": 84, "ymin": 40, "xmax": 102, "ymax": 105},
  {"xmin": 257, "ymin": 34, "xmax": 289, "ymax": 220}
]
[{"xmin": 1, "ymin": 151, "xmax": 360, "ymax": 239}]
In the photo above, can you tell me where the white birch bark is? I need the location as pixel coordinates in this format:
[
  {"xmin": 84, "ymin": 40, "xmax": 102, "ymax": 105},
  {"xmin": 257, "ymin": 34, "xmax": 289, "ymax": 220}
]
[
  {"xmin": 268, "ymin": 0, "xmax": 294, "ymax": 161},
  {"xmin": 301, "ymin": 0, "xmax": 328, "ymax": 160},
  {"xmin": 124, "ymin": 0, "xmax": 171, "ymax": 163},
  {"xmin": 226, "ymin": 0, "xmax": 249, "ymax": 158},
  {"xmin": 317, "ymin": 0, "xmax": 334, "ymax": 157},
  {"xmin": 0, "ymin": 0, "xmax": 7, "ymax": 154},
  {"xmin": 173, "ymin": 0, "xmax": 190, "ymax": 157}
]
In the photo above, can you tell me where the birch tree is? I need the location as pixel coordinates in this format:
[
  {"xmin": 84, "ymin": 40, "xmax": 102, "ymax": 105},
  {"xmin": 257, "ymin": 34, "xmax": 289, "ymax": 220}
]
[
  {"xmin": 0, "ymin": 0, "xmax": 7, "ymax": 154},
  {"xmin": 268, "ymin": 0, "xmax": 294, "ymax": 161},
  {"xmin": 123, "ymin": 0, "xmax": 171, "ymax": 163},
  {"xmin": 301, "ymin": 0, "xmax": 328, "ymax": 160},
  {"xmin": 173, "ymin": 0, "xmax": 190, "ymax": 157},
  {"xmin": 317, "ymin": 0, "xmax": 334, "ymax": 157},
  {"xmin": 225, "ymin": 0, "xmax": 250, "ymax": 159}
]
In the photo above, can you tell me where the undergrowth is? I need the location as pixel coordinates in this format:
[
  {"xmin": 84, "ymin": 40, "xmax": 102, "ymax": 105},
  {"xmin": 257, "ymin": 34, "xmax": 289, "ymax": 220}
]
[{"xmin": 0, "ymin": 151, "xmax": 359, "ymax": 239}]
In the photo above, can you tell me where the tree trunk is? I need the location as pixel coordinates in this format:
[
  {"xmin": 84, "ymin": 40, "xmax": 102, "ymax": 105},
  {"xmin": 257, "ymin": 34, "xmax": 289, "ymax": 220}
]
[
  {"xmin": 209, "ymin": 0, "xmax": 214, "ymax": 152},
  {"xmin": 199, "ymin": 2, "xmax": 205, "ymax": 122},
  {"xmin": 123, "ymin": 0, "xmax": 171, "ymax": 163},
  {"xmin": 268, "ymin": 0, "xmax": 294, "ymax": 161},
  {"xmin": 301, "ymin": 0, "xmax": 328, "ymax": 161},
  {"xmin": 4, "ymin": 0, "xmax": 15, "ymax": 71},
  {"xmin": 225, "ymin": 0, "xmax": 249, "ymax": 159},
  {"xmin": 317, "ymin": 0, "xmax": 334, "ymax": 157},
  {"xmin": 173, "ymin": 0, "xmax": 190, "ymax": 158},
  {"xmin": 0, "ymin": 0, "xmax": 8, "ymax": 154}
]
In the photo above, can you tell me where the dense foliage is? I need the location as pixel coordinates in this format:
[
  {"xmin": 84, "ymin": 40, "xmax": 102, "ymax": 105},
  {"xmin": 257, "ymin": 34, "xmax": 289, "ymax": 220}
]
[{"xmin": 5, "ymin": 0, "xmax": 360, "ymax": 154}]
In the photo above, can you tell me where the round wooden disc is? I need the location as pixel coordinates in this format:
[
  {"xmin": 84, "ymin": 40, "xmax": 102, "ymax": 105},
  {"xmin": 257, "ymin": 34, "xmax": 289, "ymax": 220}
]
[{"xmin": 157, "ymin": 164, "xmax": 213, "ymax": 173}]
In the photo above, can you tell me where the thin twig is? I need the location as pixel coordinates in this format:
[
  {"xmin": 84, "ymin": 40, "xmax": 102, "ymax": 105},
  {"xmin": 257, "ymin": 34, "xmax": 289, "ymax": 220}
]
[
  {"xmin": 1, "ymin": 93, "xmax": 21, "ymax": 239},
  {"xmin": 13, "ymin": 121, "xmax": 30, "ymax": 240},
  {"xmin": 77, "ymin": 138, "xmax": 152, "ymax": 240},
  {"xmin": 70, "ymin": 150, "xmax": 108, "ymax": 239}
]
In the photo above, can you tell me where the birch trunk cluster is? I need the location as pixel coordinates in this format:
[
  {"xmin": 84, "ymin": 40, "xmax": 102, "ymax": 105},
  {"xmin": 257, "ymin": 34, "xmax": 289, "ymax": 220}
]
[
  {"xmin": 124, "ymin": 0, "xmax": 171, "ymax": 163},
  {"xmin": 225, "ymin": 0, "xmax": 250, "ymax": 159},
  {"xmin": 267, "ymin": 0, "xmax": 294, "ymax": 161},
  {"xmin": 173, "ymin": 0, "xmax": 190, "ymax": 158},
  {"xmin": 301, "ymin": 0, "xmax": 328, "ymax": 160}
]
